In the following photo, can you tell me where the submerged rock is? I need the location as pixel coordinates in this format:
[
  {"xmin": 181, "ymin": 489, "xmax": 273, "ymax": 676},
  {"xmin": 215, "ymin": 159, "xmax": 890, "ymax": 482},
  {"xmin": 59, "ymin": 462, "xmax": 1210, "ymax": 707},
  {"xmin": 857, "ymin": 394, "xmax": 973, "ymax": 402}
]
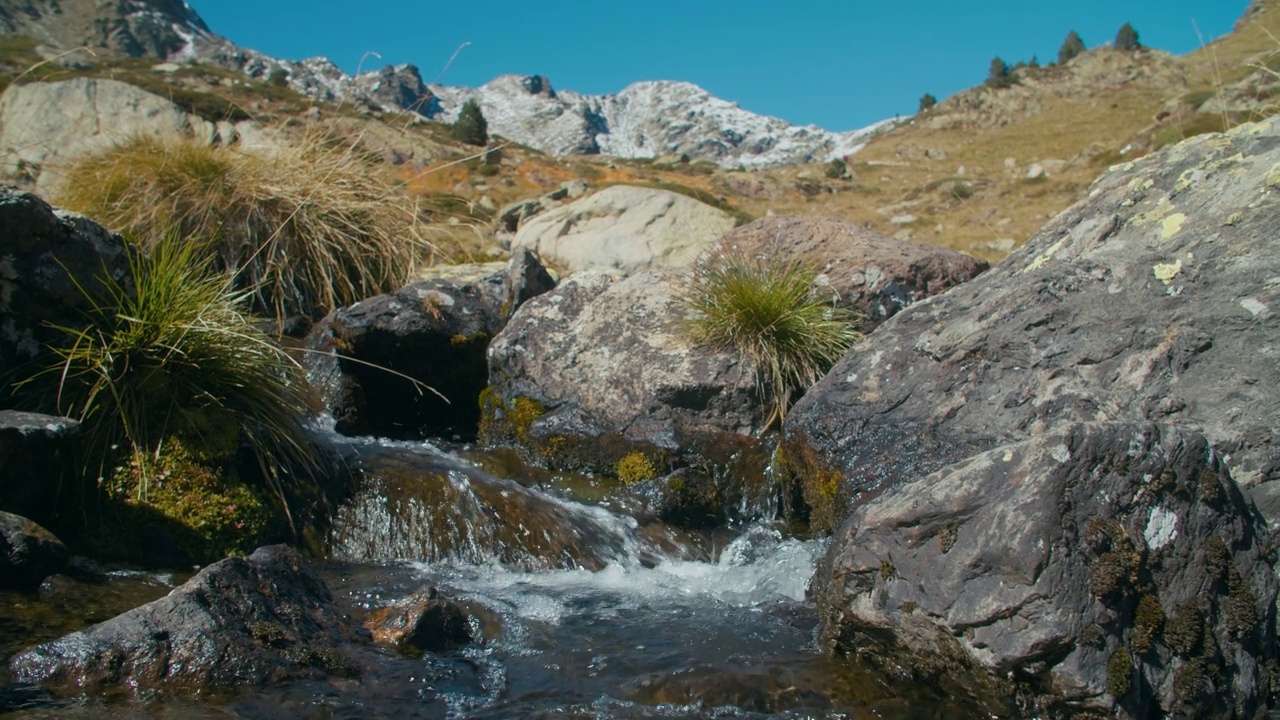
[
  {"xmin": 783, "ymin": 117, "xmax": 1280, "ymax": 531},
  {"xmin": 0, "ymin": 511, "xmax": 68, "ymax": 591},
  {"xmin": 717, "ymin": 215, "xmax": 988, "ymax": 329},
  {"xmin": 364, "ymin": 587, "xmax": 472, "ymax": 652},
  {"xmin": 813, "ymin": 423, "xmax": 1278, "ymax": 717},
  {"xmin": 9, "ymin": 545, "xmax": 359, "ymax": 692}
]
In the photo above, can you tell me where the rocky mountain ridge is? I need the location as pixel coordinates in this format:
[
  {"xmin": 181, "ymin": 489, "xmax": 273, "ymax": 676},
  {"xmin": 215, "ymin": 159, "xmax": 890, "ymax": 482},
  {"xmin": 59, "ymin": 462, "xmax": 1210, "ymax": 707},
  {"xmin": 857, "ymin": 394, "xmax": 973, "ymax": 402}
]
[{"xmin": 0, "ymin": 0, "xmax": 890, "ymax": 168}]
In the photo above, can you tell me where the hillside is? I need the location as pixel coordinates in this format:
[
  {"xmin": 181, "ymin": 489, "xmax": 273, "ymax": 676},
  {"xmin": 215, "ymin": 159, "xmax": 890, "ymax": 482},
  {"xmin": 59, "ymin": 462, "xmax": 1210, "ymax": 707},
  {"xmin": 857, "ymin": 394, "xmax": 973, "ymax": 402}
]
[{"xmin": 0, "ymin": 0, "xmax": 1276, "ymax": 264}]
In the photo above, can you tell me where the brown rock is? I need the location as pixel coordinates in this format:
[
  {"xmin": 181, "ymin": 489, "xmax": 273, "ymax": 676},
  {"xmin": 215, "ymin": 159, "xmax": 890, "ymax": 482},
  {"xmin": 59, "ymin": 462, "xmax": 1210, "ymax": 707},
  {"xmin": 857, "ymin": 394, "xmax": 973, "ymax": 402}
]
[
  {"xmin": 717, "ymin": 215, "xmax": 988, "ymax": 329},
  {"xmin": 364, "ymin": 588, "xmax": 471, "ymax": 652}
]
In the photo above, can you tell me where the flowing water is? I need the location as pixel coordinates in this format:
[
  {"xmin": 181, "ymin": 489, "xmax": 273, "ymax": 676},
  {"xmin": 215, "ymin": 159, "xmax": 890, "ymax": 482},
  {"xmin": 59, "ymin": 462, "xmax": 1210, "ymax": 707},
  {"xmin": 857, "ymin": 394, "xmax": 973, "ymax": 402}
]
[{"xmin": 1, "ymin": 433, "xmax": 995, "ymax": 719}]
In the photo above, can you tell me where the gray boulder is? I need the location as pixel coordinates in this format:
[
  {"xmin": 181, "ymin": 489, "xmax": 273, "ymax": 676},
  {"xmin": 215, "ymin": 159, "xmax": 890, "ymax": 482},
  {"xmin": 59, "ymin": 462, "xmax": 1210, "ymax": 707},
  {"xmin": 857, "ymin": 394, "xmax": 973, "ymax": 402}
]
[
  {"xmin": 814, "ymin": 423, "xmax": 1277, "ymax": 717},
  {"xmin": 717, "ymin": 215, "xmax": 988, "ymax": 330},
  {"xmin": 484, "ymin": 271, "xmax": 770, "ymax": 489},
  {"xmin": 0, "ymin": 510, "xmax": 68, "ymax": 590},
  {"xmin": 0, "ymin": 188, "xmax": 134, "ymax": 407},
  {"xmin": 782, "ymin": 117, "xmax": 1280, "ymax": 531},
  {"xmin": 511, "ymin": 185, "xmax": 739, "ymax": 275},
  {"xmin": 9, "ymin": 545, "xmax": 359, "ymax": 692}
]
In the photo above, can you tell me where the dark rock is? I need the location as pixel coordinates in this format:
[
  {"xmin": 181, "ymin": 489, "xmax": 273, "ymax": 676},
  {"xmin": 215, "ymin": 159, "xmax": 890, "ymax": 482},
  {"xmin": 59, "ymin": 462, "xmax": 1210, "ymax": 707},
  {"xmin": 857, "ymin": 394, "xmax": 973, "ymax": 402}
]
[
  {"xmin": 364, "ymin": 587, "xmax": 471, "ymax": 652},
  {"xmin": 814, "ymin": 422, "xmax": 1278, "ymax": 718},
  {"xmin": 0, "ymin": 189, "xmax": 134, "ymax": 408},
  {"xmin": 484, "ymin": 271, "xmax": 771, "ymax": 485},
  {"xmin": 0, "ymin": 411, "xmax": 81, "ymax": 530},
  {"xmin": 632, "ymin": 468, "xmax": 725, "ymax": 529},
  {"xmin": 362, "ymin": 64, "xmax": 433, "ymax": 114},
  {"xmin": 717, "ymin": 215, "xmax": 988, "ymax": 330},
  {"xmin": 501, "ymin": 248, "xmax": 556, "ymax": 319},
  {"xmin": 498, "ymin": 197, "xmax": 547, "ymax": 233},
  {"xmin": 783, "ymin": 119, "xmax": 1280, "ymax": 531},
  {"xmin": 9, "ymin": 545, "xmax": 359, "ymax": 693},
  {"xmin": 310, "ymin": 279, "xmax": 501, "ymax": 440},
  {"xmin": 0, "ymin": 511, "xmax": 68, "ymax": 590}
]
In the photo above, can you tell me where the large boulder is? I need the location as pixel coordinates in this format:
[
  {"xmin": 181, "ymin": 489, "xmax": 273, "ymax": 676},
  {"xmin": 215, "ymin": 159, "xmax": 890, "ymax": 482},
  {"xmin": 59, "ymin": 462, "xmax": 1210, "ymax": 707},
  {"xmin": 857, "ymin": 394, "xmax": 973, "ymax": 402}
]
[
  {"xmin": 511, "ymin": 185, "xmax": 739, "ymax": 275},
  {"xmin": 9, "ymin": 545, "xmax": 359, "ymax": 693},
  {"xmin": 717, "ymin": 215, "xmax": 988, "ymax": 330},
  {"xmin": 0, "ymin": 511, "xmax": 68, "ymax": 590},
  {"xmin": 814, "ymin": 423, "xmax": 1278, "ymax": 717},
  {"xmin": 483, "ymin": 270, "xmax": 767, "ymax": 483},
  {"xmin": 0, "ymin": 188, "xmax": 134, "ymax": 407},
  {"xmin": 0, "ymin": 78, "xmax": 264, "ymax": 192},
  {"xmin": 308, "ymin": 251, "xmax": 553, "ymax": 440},
  {"xmin": 782, "ymin": 118, "xmax": 1280, "ymax": 531}
]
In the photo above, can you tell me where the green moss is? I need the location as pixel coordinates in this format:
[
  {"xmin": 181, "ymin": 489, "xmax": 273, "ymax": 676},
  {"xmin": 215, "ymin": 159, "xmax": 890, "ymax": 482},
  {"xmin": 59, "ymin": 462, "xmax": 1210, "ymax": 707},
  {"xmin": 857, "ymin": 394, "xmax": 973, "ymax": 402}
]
[
  {"xmin": 249, "ymin": 620, "xmax": 292, "ymax": 648},
  {"xmin": 1132, "ymin": 594, "xmax": 1165, "ymax": 653},
  {"xmin": 899, "ymin": 600, "xmax": 918, "ymax": 614},
  {"xmin": 1090, "ymin": 550, "xmax": 1139, "ymax": 600},
  {"xmin": 1106, "ymin": 647, "xmax": 1133, "ymax": 698},
  {"xmin": 477, "ymin": 389, "xmax": 546, "ymax": 446},
  {"xmin": 879, "ymin": 559, "xmax": 898, "ymax": 581},
  {"xmin": 938, "ymin": 525, "xmax": 958, "ymax": 554},
  {"xmin": 615, "ymin": 452, "xmax": 658, "ymax": 485},
  {"xmin": 1203, "ymin": 536, "xmax": 1230, "ymax": 581},
  {"xmin": 1197, "ymin": 467, "xmax": 1222, "ymax": 503},
  {"xmin": 775, "ymin": 441, "xmax": 846, "ymax": 534},
  {"xmin": 1223, "ymin": 562, "xmax": 1258, "ymax": 640},
  {"xmin": 1173, "ymin": 657, "xmax": 1210, "ymax": 704}
]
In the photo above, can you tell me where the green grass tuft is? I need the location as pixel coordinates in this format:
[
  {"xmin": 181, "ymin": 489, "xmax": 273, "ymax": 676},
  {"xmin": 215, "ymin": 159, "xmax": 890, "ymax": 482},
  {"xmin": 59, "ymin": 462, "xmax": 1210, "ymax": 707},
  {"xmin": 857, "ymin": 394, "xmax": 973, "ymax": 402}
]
[
  {"xmin": 682, "ymin": 253, "xmax": 861, "ymax": 429},
  {"xmin": 26, "ymin": 233, "xmax": 316, "ymax": 516}
]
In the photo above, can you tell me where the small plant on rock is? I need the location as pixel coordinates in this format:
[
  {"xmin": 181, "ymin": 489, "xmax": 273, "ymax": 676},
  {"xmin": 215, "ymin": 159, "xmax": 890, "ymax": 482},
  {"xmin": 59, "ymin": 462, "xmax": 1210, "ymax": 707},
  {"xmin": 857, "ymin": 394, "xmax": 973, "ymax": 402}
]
[{"xmin": 682, "ymin": 252, "xmax": 861, "ymax": 429}]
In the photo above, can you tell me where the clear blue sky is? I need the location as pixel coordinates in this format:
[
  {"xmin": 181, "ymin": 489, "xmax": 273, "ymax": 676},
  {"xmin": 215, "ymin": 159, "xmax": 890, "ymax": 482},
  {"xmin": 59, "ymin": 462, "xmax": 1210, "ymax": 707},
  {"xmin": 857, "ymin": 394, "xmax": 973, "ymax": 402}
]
[{"xmin": 190, "ymin": 1, "xmax": 1249, "ymax": 131}]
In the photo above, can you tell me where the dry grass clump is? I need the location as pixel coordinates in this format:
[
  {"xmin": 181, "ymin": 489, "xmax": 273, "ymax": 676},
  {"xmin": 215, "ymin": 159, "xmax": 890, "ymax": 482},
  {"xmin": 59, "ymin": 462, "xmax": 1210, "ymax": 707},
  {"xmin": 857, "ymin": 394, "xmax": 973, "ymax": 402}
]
[
  {"xmin": 683, "ymin": 252, "xmax": 861, "ymax": 429},
  {"xmin": 55, "ymin": 130, "xmax": 440, "ymax": 317}
]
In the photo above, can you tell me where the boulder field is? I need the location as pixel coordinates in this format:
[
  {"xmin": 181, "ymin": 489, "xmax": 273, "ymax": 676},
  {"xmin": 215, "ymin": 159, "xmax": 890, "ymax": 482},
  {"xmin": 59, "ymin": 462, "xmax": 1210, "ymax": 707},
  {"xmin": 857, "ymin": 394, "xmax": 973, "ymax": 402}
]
[{"xmin": 792, "ymin": 118, "xmax": 1280, "ymax": 715}]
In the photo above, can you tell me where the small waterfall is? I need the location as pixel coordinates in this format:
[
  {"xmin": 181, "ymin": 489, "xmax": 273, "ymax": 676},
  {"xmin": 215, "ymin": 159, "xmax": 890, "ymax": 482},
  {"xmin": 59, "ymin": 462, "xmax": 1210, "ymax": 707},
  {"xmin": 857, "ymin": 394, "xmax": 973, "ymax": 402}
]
[{"xmin": 327, "ymin": 437, "xmax": 656, "ymax": 570}]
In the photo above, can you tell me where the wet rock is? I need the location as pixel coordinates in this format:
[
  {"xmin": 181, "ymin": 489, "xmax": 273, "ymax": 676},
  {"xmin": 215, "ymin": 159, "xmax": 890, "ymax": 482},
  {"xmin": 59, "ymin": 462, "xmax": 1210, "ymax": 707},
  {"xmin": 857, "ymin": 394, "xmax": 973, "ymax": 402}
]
[
  {"xmin": 813, "ymin": 422, "xmax": 1278, "ymax": 718},
  {"xmin": 364, "ymin": 587, "xmax": 471, "ymax": 652},
  {"xmin": 484, "ymin": 271, "xmax": 767, "ymax": 481},
  {"xmin": 0, "ymin": 511, "xmax": 68, "ymax": 590},
  {"xmin": 632, "ymin": 468, "xmax": 725, "ymax": 529},
  {"xmin": 0, "ymin": 189, "xmax": 134, "ymax": 407},
  {"xmin": 0, "ymin": 411, "xmax": 81, "ymax": 530},
  {"xmin": 9, "ymin": 545, "xmax": 358, "ymax": 693},
  {"xmin": 717, "ymin": 215, "xmax": 987, "ymax": 330},
  {"xmin": 512, "ymin": 186, "xmax": 738, "ymax": 275},
  {"xmin": 783, "ymin": 118, "xmax": 1280, "ymax": 531}
]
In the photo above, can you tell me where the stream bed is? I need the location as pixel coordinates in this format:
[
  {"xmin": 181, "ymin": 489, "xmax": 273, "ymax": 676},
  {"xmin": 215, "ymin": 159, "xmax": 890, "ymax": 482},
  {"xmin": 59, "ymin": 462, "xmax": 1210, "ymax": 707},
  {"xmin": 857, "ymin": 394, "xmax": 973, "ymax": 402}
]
[{"xmin": 0, "ymin": 434, "xmax": 995, "ymax": 719}]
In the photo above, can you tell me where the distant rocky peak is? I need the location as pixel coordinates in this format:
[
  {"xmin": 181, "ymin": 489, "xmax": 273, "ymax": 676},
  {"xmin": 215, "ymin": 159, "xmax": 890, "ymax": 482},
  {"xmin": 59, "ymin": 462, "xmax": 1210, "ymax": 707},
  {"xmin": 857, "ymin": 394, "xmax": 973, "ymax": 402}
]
[
  {"xmin": 0, "ymin": 0, "xmax": 212, "ymax": 58},
  {"xmin": 521, "ymin": 75, "xmax": 555, "ymax": 98}
]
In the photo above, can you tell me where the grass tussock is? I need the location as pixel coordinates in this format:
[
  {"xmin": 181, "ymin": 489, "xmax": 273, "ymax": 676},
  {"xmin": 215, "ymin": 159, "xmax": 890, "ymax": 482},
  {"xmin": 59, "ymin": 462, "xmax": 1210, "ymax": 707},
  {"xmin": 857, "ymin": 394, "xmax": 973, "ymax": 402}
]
[
  {"xmin": 56, "ymin": 131, "xmax": 439, "ymax": 318},
  {"xmin": 27, "ymin": 233, "xmax": 316, "ymax": 509},
  {"xmin": 683, "ymin": 253, "xmax": 861, "ymax": 429}
]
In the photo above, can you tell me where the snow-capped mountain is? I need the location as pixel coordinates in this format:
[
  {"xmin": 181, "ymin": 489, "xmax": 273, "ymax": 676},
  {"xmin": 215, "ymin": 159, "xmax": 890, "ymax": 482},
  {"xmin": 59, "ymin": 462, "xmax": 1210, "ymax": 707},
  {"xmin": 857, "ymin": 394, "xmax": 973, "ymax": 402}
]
[{"xmin": 0, "ymin": 0, "xmax": 895, "ymax": 168}]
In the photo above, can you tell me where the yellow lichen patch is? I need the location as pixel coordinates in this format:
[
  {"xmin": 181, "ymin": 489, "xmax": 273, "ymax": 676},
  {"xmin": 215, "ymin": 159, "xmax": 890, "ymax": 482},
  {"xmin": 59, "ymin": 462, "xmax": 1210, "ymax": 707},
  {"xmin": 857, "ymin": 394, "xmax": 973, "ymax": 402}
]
[
  {"xmin": 1267, "ymin": 163, "xmax": 1280, "ymax": 188},
  {"xmin": 1133, "ymin": 197, "xmax": 1175, "ymax": 226},
  {"xmin": 1128, "ymin": 177, "xmax": 1155, "ymax": 192},
  {"xmin": 615, "ymin": 451, "xmax": 658, "ymax": 485},
  {"xmin": 1024, "ymin": 237, "xmax": 1067, "ymax": 273},
  {"xmin": 1160, "ymin": 213, "xmax": 1188, "ymax": 239},
  {"xmin": 1153, "ymin": 259, "xmax": 1183, "ymax": 284}
]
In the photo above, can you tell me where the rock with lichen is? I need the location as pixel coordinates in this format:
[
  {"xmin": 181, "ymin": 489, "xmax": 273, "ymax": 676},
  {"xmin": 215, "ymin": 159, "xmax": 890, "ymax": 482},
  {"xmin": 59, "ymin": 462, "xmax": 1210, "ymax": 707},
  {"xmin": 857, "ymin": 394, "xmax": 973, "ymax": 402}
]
[
  {"xmin": 784, "ymin": 117, "xmax": 1280, "ymax": 531},
  {"xmin": 813, "ymin": 422, "xmax": 1277, "ymax": 718}
]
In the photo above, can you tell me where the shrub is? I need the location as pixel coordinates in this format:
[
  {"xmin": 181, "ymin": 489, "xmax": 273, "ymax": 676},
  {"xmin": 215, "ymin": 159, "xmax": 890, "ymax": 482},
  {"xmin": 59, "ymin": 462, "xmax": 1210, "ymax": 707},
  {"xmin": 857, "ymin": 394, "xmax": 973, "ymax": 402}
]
[
  {"xmin": 451, "ymin": 99, "xmax": 488, "ymax": 146},
  {"xmin": 985, "ymin": 57, "xmax": 1015, "ymax": 89},
  {"xmin": 27, "ymin": 233, "xmax": 316, "ymax": 510},
  {"xmin": 1058, "ymin": 30, "xmax": 1086, "ymax": 64},
  {"xmin": 1115, "ymin": 23, "xmax": 1141, "ymax": 51},
  {"xmin": 918, "ymin": 93, "xmax": 938, "ymax": 113},
  {"xmin": 55, "ymin": 131, "xmax": 431, "ymax": 318},
  {"xmin": 266, "ymin": 66, "xmax": 289, "ymax": 88},
  {"xmin": 951, "ymin": 180, "xmax": 973, "ymax": 199},
  {"xmin": 682, "ymin": 253, "xmax": 861, "ymax": 428},
  {"xmin": 824, "ymin": 158, "xmax": 847, "ymax": 179}
]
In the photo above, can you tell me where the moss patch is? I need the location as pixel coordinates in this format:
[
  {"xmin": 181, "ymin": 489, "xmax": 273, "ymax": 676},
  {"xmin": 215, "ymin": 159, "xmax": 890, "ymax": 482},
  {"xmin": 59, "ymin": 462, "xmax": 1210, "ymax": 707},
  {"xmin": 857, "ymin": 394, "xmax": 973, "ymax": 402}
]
[
  {"xmin": 615, "ymin": 452, "xmax": 658, "ymax": 485},
  {"xmin": 1132, "ymin": 594, "xmax": 1165, "ymax": 653},
  {"xmin": 1106, "ymin": 646, "xmax": 1133, "ymax": 698},
  {"xmin": 775, "ymin": 440, "xmax": 846, "ymax": 534}
]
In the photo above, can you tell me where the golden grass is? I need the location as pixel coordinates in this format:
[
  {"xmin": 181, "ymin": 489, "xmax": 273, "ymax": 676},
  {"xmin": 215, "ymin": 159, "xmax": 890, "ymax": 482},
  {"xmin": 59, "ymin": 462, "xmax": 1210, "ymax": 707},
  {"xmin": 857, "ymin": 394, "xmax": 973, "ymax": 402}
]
[{"xmin": 55, "ymin": 130, "xmax": 444, "ymax": 317}]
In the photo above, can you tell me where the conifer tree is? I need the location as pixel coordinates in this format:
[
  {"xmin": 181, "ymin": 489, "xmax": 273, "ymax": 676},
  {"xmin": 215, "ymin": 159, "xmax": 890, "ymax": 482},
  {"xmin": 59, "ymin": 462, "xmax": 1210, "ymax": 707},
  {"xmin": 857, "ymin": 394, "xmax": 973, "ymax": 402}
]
[
  {"xmin": 1114, "ymin": 23, "xmax": 1141, "ymax": 51},
  {"xmin": 451, "ymin": 99, "xmax": 488, "ymax": 146},
  {"xmin": 918, "ymin": 93, "xmax": 938, "ymax": 113},
  {"xmin": 1058, "ymin": 30, "xmax": 1085, "ymax": 64},
  {"xmin": 985, "ymin": 57, "xmax": 1014, "ymax": 89}
]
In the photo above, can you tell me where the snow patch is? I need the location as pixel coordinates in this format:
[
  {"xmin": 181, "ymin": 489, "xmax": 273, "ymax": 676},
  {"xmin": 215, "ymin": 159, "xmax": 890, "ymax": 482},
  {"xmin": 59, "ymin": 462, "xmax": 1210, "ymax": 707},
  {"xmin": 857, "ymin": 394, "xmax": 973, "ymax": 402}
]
[{"xmin": 1143, "ymin": 506, "xmax": 1178, "ymax": 551}]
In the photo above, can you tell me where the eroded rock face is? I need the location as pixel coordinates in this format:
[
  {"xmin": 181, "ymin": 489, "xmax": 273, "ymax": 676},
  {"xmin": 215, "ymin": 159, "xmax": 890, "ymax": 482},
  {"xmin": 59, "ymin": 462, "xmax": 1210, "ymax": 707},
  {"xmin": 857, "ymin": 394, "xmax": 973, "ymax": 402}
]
[
  {"xmin": 484, "ymin": 271, "xmax": 768, "ymax": 480},
  {"xmin": 9, "ymin": 545, "xmax": 358, "ymax": 692},
  {"xmin": 0, "ymin": 188, "xmax": 133, "ymax": 406},
  {"xmin": 511, "ymin": 186, "xmax": 739, "ymax": 275},
  {"xmin": 783, "ymin": 118, "xmax": 1280, "ymax": 531},
  {"xmin": 717, "ymin": 215, "xmax": 988, "ymax": 330},
  {"xmin": 0, "ymin": 510, "xmax": 68, "ymax": 590},
  {"xmin": 814, "ymin": 423, "xmax": 1277, "ymax": 718}
]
